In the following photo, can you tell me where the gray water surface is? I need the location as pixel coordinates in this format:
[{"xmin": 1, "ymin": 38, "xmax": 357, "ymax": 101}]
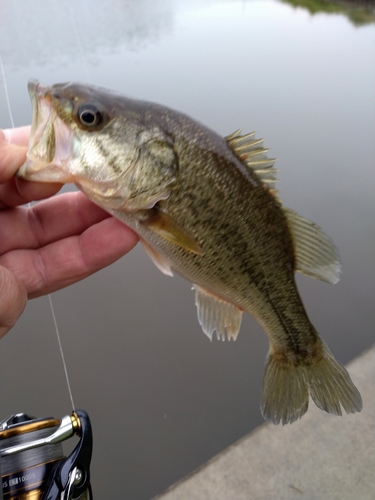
[{"xmin": 0, "ymin": 1, "xmax": 374, "ymax": 498}]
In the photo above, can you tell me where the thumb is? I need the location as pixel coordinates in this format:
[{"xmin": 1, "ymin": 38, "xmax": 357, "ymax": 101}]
[
  {"xmin": 0, "ymin": 265, "xmax": 27, "ymax": 338},
  {"xmin": 0, "ymin": 128, "xmax": 28, "ymax": 183}
]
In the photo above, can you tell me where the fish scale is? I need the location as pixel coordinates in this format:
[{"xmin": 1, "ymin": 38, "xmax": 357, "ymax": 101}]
[{"xmin": 18, "ymin": 79, "xmax": 362, "ymax": 425}]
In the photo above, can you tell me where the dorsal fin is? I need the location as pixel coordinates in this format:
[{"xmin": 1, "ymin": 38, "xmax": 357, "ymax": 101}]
[
  {"xmin": 225, "ymin": 129, "xmax": 279, "ymax": 198},
  {"xmin": 227, "ymin": 130, "xmax": 341, "ymax": 285},
  {"xmin": 283, "ymin": 207, "xmax": 341, "ymax": 284}
]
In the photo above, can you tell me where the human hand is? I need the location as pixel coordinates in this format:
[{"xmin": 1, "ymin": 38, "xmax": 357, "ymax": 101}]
[{"xmin": 0, "ymin": 127, "xmax": 139, "ymax": 338}]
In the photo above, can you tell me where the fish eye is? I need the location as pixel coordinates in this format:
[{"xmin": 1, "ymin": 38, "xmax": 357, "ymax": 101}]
[{"xmin": 77, "ymin": 104, "xmax": 102, "ymax": 128}]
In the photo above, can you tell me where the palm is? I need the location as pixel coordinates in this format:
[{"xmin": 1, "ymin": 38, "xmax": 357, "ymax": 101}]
[{"xmin": 0, "ymin": 127, "xmax": 138, "ymax": 337}]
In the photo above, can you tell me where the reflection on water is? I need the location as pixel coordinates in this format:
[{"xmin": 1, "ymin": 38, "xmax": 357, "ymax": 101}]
[
  {"xmin": 281, "ymin": 0, "xmax": 375, "ymax": 26},
  {"xmin": 0, "ymin": 0, "xmax": 374, "ymax": 499},
  {"xmin": 1, "ymin": 0, "xmax": 373, "ymax": 72},
  {"xmin": 0, "ymin": 0, "xmax": 172, "ymax": 68}
]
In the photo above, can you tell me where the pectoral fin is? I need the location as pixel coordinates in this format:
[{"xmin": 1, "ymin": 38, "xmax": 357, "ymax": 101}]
[
  {"xmin": 193, "ymin": 285, "xmax": 243, "ymax": 341},
  {"xmin": 143, "ymin": 209, "xmax": 203, "ymax": 255}
]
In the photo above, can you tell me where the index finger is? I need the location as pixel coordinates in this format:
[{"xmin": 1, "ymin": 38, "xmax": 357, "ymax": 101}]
[{"xmin": 0, "ymin": 127, "xmax": 62, "ymax": 207}]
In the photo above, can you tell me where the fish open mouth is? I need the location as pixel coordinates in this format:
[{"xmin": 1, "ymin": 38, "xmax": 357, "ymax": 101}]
[{"xmin": 17, "ymin": 79, "xmax": 74, "ymax": 182}]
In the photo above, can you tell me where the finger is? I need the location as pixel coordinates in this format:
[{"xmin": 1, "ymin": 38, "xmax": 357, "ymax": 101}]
[
  {"xmin": 0, "ymin": 265, "xmax": 27, "ymax": 338},
  {"xmin": 0, "ymin": 127, "xmax": 63, "ymax": 207},
  {"xmin": 3, "ymin": 126, "xmax": 31, "ymax": 147},
  {"xmin": 0, "ymin": 129, "xmax": 28, "ymax": 182},
  {"xmin": 0, "ymin": 191, "xmax": 115, "ymax": 254},
  {"xmin": 0, "ymin": 177, "xmax": 63, "ymax": 209},
  {"xmin": 0, "ymin": 217, "xmax": 139, "ymax": 298}
]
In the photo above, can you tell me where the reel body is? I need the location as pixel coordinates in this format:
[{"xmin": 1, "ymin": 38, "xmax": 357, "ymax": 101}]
[{"xmin": 0, "ymin": 410, "xmax": 92, "ymax": 500}]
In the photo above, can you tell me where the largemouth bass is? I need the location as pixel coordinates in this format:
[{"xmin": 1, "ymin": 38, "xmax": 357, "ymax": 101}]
[{"xmin": 18, "ymin": 79, "xmax": 362, "ymax": 424}]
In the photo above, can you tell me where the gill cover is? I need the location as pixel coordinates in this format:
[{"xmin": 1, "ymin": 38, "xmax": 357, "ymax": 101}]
[{"xmin": 124, "ymin": 129, "xmax": 179, "ymax": 210}]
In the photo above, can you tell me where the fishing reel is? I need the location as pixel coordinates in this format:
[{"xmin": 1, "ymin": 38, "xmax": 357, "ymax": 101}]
[{"xmin": 0, "ymin": 409, "xmax": 93, "ymax": 500}]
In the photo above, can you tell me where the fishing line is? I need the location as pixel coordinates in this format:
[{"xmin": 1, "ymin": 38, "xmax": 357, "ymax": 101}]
[
  {"xmin": 49, "ymin": 296, "xmax": 75, "ymax": 409},
  {"xmin": 69, "ymin": 5, "xmax": 92, "ymax": 83},
  {"xmin": 0, "ymin": 53, "xmax": 75, "ymax": 410},
  {"xmin": 0, "ymin": 53, "xmax": 15, "ymax": 128}
]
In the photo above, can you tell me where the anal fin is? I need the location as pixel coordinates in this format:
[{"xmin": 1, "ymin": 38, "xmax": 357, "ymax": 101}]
[{"xmin": 193, "ymin": 285, "xmax": 242, "ymax": 341}]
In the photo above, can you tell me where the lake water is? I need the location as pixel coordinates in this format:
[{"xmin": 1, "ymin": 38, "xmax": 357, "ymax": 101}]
[{"xmin": 0, "ymin": 1, "xmax": 374, "ymax": 498}]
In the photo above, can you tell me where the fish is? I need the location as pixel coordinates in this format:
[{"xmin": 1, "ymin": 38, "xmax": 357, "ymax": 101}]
[{"xmin": 17, "ymin": 79, "xmax": 362, "ymax": 425}]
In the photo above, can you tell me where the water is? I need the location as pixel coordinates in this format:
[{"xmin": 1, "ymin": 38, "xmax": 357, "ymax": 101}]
[{"xmin": 0, "ymin": 1, "xmax": 374, "ymax": 498}]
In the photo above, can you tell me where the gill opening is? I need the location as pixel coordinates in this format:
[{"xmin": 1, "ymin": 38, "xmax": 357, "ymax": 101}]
[{"xmin": 0, "ymin": 53, "xmax": 76, "ymax": 411}]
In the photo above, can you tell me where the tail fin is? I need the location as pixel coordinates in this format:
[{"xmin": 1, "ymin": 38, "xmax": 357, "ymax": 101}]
[{"xmin": 260, "ymin": 341, "xmax": 363, "ymax": 425}]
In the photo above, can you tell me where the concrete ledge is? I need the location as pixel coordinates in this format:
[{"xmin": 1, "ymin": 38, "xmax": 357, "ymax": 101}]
[{"xmin": 156, "ymin": 345, "xmax": 375, "ymax": 500}]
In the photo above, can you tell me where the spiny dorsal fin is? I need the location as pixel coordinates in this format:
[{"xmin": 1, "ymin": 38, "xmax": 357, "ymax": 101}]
[
  {"xmin": 193, "ymin": 285, "xmax": 243, "ymax": 341},
  {"xmin": 225, "ymin": 129, "xmax": 279, "ymax": 197},
  {"xmin": 283, "ymin": 207, "xmax": 341, "ymax": 284}
]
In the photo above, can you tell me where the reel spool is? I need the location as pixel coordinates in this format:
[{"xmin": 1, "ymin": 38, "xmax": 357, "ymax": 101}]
[{"xmin": 0, "ymin": 410, "xmax": 92, "ymax": 500}]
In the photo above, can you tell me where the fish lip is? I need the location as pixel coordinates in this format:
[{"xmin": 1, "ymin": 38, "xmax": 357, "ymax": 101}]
[
  {"xmin": 17, "ymin": 79, "xmax": 75, "ymax": 182},
  {"xmin": 27, "ymin": 79, "xmax": 50, "ymax": 147}
]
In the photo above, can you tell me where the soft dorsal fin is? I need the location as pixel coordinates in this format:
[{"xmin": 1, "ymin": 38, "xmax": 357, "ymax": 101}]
[
  {"xmin": 283, "ymin": 207, "xmax": 341, "ymax": 284},
  {"xmin": 226, "ymin": 129, "xmax": 279, "ymax": 198},
  {"xmin": 193, "ymin": 285, "xmax": 243, "ymax": 341}
]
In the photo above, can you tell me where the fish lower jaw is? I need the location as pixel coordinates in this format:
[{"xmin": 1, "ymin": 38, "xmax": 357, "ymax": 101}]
[
  {"xmin": 76, "ymin": 181, "xmax": 132, "ymax": 210},
  {"xmin": 17, "ymin": 157, "xmax": 75, "ymax": 183}
]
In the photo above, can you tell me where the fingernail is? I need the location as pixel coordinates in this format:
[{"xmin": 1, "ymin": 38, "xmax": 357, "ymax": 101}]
[{"xmin": 3, "ymin": 129, "xmax": 14, "ymax": 144}]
